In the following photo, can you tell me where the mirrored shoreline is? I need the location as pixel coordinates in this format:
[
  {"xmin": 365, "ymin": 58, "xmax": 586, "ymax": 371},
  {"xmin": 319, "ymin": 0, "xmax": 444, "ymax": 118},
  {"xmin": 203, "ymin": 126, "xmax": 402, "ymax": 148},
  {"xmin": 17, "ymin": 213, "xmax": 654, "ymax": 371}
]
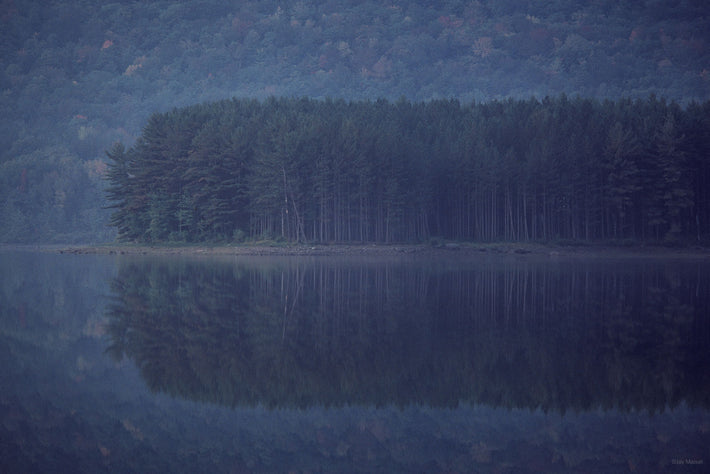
[
  {"xmin": 104, "ymin": 255, "xmax": 710, "ymax": 411},
  {"xmin": 2, "ymin": 251, "xmax": 708, "ymax": 472}
]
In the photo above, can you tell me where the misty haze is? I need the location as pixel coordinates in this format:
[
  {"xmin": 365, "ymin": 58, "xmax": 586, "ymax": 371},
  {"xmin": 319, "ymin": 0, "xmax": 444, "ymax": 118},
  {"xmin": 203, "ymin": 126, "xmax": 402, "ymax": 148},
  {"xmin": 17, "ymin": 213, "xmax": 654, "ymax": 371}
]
[{"xmin": 1, "ymin": 1, "xmax": 709, "ymax": 472}]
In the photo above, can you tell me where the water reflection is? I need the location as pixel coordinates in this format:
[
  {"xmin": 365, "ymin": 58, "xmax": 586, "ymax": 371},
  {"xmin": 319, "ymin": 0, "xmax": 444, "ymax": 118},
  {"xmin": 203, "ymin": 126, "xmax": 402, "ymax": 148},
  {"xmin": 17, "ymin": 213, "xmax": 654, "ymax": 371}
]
[{"xmin": 105, "ymin": 256, "xmax": 710, "ymax": 412}]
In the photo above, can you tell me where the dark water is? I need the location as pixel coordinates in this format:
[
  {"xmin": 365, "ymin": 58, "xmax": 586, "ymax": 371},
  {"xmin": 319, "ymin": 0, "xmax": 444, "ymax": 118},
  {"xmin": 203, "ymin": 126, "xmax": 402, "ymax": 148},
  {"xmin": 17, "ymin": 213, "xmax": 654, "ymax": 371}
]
[{"xmin": 1, "ymin": 250, "xmax": 708, "ymax": 473}]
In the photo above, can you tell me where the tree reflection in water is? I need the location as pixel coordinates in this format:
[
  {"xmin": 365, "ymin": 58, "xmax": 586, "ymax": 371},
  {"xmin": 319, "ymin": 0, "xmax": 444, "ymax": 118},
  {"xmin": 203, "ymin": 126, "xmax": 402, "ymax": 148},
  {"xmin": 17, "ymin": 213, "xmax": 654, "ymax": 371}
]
[{"xmin": 105, "ymin": 256, "xmax": 710, "ymax": 412}]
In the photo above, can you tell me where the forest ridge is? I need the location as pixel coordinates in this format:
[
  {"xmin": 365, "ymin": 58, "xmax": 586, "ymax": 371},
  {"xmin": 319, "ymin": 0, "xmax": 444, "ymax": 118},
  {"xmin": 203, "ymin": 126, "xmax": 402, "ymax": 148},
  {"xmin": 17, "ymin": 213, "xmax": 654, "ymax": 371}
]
[
  {"xmin": 105, "ymin": 96, "xmax": 710, "ymax": 244},
  {"xmin": 1, "ymin": 1, "xmax": 709, "ymax": 243}
]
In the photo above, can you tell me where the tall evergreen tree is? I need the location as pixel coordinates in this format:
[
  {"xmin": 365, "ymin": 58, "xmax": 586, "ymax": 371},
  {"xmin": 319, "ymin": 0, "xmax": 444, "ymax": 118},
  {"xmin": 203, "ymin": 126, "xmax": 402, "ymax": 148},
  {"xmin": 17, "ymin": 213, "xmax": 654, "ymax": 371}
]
[{"xmin": 105, "ymin": 96, "xmax": 710, "ymax": 245}]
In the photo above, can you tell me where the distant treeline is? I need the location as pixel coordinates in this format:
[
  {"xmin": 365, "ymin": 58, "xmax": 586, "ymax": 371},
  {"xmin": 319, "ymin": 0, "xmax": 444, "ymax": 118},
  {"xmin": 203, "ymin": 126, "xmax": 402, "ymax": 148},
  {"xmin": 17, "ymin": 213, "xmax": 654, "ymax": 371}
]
[{"xmin": 105, "ymin": 96, "xmax": 710, "ymax": 243}]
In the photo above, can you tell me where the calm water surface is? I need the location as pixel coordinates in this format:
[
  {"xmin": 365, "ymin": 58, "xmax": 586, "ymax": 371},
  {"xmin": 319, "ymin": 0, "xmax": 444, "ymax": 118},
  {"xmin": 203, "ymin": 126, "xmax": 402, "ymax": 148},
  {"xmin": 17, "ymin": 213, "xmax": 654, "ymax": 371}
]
[{"xmin": 1, "ymin": 249, "xmax": 708, "ymax": 472}]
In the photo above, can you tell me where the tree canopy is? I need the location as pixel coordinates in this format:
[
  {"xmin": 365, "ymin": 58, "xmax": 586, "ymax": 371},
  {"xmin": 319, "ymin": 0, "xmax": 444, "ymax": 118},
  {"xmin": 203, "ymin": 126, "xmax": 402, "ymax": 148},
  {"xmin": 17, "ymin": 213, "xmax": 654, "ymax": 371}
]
[{"xmin": 105, "ymin": 95, "xmax": 710, "ymax": 244}]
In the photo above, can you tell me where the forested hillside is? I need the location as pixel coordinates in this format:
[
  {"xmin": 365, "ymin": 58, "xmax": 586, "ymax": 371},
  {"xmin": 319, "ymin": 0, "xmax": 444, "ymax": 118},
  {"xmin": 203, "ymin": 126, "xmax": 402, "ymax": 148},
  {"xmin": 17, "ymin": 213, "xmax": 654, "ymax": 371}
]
[
  {"xmin": 106, "ymin": 96, "xmax": 710, "ymax": 244},
  {"xmin": 2, "ymin": 0, "xmax": 709, "ymax": 242}
]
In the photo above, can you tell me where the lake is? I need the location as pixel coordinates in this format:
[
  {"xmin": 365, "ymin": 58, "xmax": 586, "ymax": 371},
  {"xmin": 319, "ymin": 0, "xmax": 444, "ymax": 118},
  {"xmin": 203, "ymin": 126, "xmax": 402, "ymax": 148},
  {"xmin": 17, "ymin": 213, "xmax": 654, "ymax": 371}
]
[{"xmin": 1, "ymin": 249, "xmax": 708, "ymax": 472}]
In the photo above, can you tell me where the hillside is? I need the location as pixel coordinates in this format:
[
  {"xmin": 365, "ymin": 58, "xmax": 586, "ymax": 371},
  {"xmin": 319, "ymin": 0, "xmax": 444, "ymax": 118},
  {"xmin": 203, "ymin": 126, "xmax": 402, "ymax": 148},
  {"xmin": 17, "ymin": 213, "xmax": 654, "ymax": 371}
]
[{"xmin": 1, "ymin": 0, "xmax": 709, "ymax": 243}]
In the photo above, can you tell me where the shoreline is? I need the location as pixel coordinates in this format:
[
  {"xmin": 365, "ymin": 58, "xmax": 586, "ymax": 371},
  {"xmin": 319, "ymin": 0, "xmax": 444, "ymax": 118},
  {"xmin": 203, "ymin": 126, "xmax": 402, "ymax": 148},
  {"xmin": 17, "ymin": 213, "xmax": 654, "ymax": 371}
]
[{"xmin": 39, "ymin": 242, "xmax": 710, "ymax": 259}]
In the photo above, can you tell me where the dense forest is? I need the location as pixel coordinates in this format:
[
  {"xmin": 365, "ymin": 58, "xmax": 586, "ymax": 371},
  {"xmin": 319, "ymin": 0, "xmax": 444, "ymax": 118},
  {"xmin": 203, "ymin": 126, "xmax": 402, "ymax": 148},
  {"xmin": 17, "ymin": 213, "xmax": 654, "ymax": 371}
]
[
  {"xmin": 105, "ymin": 96, "xmax": 710, "ymax": 244},
  {"xmin": 1, "ymin": 0, "xmax": 709, "ymax": 243},
  {"xmin": 105, "ymin": 257, "xmax": 710, "ymax": 410}
]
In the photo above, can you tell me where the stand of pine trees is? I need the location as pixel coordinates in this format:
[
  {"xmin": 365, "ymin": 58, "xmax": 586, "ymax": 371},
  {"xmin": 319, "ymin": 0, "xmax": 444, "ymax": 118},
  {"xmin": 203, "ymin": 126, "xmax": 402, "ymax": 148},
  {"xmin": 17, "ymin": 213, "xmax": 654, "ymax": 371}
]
[{"xmin": 105, "ymin": 96, "xmax": 710, "ymax": 244}]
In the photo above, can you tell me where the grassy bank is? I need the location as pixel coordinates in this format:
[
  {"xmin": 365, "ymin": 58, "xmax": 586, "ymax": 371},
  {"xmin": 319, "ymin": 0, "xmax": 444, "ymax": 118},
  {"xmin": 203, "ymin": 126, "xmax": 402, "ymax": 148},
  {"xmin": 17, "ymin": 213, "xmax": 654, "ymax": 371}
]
[{"xmin": 48, "ymin": 241, "xmax": 710, "ymax": 259}]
